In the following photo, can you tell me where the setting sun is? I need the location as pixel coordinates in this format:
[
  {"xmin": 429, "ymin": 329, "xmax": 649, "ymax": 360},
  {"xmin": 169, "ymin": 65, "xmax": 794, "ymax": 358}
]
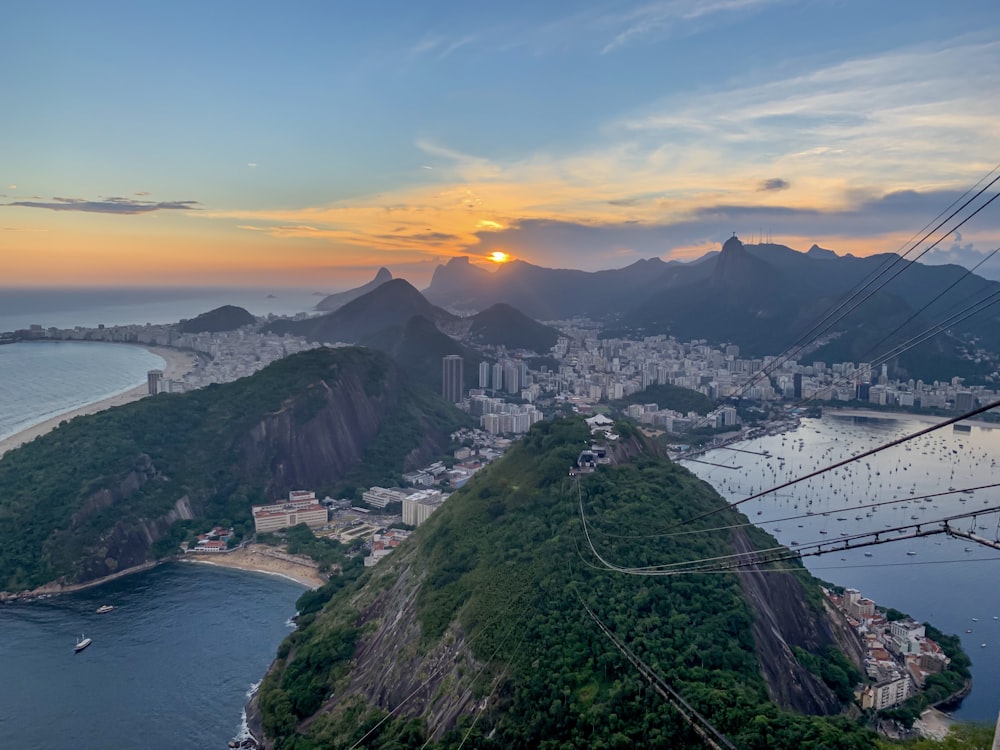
[{"xmin": 488, "ymin": 251, "xmax": 510, "ymax": 263}]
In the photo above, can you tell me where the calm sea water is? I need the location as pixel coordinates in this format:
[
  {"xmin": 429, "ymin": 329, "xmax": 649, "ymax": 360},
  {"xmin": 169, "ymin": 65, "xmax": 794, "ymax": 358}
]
[
  {"xmin": 0, "ymin": 286, "xmax": 321, "ymax": 332},
  {"xmin": 0, "ymin": 562, "xmax": 303, "ymax": 750},
  {"xmin": 0, "ymin": 341, "xmax": 166, "ymax": 442},
  {"xmin": 686, "ymin": 413, "xmax": 1000, "ymax": 722}
]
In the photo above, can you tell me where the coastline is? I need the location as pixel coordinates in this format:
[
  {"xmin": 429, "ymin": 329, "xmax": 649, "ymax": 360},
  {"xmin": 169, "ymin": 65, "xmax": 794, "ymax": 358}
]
[
  {"xmin": 182, "ymin": 546, "xmax": 325, "ymax": 589},
  {"xmin": 3, "ymin": 546, "xmax": 323, "ymax": 602},
  {"xmin": 0, "ymin": 343, "xmax": 197, "ymax": 458}
]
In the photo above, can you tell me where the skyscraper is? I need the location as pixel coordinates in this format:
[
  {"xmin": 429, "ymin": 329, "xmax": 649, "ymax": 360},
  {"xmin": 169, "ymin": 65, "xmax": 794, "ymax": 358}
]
[
  {"xmin": 442, "ymin": 355, "xmax": 464, "ymax": 404},
  {"xmin": 478, "ymin": 361, "xmax": 491, "ymax": 389},
  {"xmin": 492, "ymin": 362, "xmax": 504, "ymax": 392}
]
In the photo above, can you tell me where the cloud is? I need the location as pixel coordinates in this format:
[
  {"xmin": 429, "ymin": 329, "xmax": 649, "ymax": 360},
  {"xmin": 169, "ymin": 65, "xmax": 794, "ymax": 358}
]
[
  {"xmin": 758, "ymin": 178, "xmax": 790, "ymax": 192},
  {"xmin": 3, "ymin": 196, "xmax": 200, "ymax": 214},
  {"xmin": 601, "ymin": 0, "xmax": 786, "ymax": 54},
  {"xmin": 411, "ymin": 34, "xmax": 477, "ymax": 60}
]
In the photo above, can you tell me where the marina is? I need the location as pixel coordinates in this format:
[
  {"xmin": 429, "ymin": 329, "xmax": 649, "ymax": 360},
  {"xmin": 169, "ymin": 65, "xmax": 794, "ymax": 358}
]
[{"xmin": 685, "ymin": 411, "xmax": 1000, "ymax": 721}]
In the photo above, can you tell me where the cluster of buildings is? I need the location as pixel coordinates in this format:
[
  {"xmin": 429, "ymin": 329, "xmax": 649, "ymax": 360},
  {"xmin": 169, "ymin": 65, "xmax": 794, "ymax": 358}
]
[
  {"xmin": 364, "ymin": 528, "xmax": 412, "ymax": 567},
  {"xmin": 492, "ymin": 321, "xmax": 998, "ymax": 422},
  {"xmin": 826, "ymin": 587, "xmax": 951, "ymax": 711},
  {"xmin": 187, "ymin": 525, "xmax": 236, "ymax": 553},
  {"xmin": 17, "ymin": 321, "xmax": 316, "ymax": 393}
]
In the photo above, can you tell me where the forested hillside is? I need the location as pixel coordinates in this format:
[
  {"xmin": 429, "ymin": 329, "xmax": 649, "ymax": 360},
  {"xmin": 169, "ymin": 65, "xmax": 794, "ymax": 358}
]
[
  {"xmin": 0, "ymin": 347, "xmax": 466, "ymax": 593},
  {"xmin": 254, "ymin": 419, "xmax": 874, "ymax": 750}
]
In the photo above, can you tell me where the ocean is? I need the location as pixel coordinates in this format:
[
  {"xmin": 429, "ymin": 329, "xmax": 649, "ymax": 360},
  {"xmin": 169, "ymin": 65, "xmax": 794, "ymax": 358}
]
[
  {"xmin": 685, "ymin": 413, "xmax": 1000, "ymax": 722},
  {"xmin": 0, "ymin": 342, "xmax": 166, "ymax": 442},
  {"xmin": 0, "ymin": 563, "xmax": 303, "ymax": 750},
  {"xmin": 0, "ymin": 286, "xmax": 320, "ymax": 442},
  {"xmin": 0, "ymin": 286, "xmax": 321, "ymax": 332}
]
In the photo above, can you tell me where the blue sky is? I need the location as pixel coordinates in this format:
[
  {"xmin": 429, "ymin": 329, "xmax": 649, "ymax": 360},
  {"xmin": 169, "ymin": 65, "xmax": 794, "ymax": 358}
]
[{"xmin": 2, "ymin": 0, "xmax": 998, "ymax": 287}]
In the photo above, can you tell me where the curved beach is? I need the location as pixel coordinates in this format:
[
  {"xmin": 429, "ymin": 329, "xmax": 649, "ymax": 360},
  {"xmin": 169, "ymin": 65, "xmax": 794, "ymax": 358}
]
[
  {"xmin": 0, "ymin": 344, "xmax": 196, "ymax": 458},
  {"xmin": 184, "ymin": 546, "xmax": 325, "ymax": 589}
]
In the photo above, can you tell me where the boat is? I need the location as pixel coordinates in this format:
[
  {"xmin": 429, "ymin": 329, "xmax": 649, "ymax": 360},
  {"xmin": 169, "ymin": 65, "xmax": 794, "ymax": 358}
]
[
  {"xmin": 96, "ymin": 605, "xmax": 114, "ymax": 614},
  {"xmin": 74, "ymin": 635, "xmax": 92, "ymax": 653},
  {"xmin": 864, "ymin": 552, "xmax": 873, "ymax": 557},
  {"xmin": 906, "ymin": 551, "xmax": 917, "ymax": 556}
]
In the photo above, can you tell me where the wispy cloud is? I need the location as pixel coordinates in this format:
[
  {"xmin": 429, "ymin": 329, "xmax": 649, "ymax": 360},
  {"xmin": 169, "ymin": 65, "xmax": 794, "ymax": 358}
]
[
  {"xmin": 600, "ymin": 0, "xmax": 786, "ymax": 53},
  {"xmin": 411, "ymin": 34, "xmax": 478, "ymax": 59},
  {"xmin": 3, "ymin": 196, "xmax": 200, "ymax": 214}
]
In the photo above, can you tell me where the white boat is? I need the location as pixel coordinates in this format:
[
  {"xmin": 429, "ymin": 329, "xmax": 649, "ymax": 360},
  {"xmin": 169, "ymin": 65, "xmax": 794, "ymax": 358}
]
[
  {"xmin": 96, "ymin": 605, "xmax": 114, "ymax": 614},
  {"xmin": 74, "ymin": 635, "xmax": 92, "ymax": 653},
  {"xmin": 906, "ymin": 551, "xmax": 917, "ymax": 556}
]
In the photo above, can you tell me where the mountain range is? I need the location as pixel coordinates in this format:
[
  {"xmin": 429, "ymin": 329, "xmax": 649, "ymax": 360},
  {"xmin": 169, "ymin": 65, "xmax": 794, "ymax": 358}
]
[{"xmin": 414, "ymin": 239, "xmax": 1000, "ymax": 383}]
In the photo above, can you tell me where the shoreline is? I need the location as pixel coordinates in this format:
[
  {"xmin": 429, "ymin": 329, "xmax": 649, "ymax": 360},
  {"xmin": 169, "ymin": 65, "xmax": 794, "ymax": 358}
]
[
  {"xmin": 0, "ymin": 342, "xmax": 197, "ymax": 458},
  {"xmin": 181, "ymin": 546, "xmax": 325, "ymax": 589},
  {"xmin": 3, "ymin": 545, "xmax": 324, "ymax": 603}
]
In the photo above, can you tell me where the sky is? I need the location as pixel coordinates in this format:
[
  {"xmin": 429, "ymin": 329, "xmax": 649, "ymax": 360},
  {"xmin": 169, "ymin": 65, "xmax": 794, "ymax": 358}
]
[{"xmin": 2, "ymin": 0, "xmax": 999, "ymax": 289}]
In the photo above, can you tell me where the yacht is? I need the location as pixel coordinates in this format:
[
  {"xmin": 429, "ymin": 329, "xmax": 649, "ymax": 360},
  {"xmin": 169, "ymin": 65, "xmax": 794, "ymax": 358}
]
[
  {"xmin": 74, "ymin": 635, "xmax": 92, "ymax": 653},
  {"xmin": 96, "ymin": 605, "xmax": 114, "ymax": 614}
]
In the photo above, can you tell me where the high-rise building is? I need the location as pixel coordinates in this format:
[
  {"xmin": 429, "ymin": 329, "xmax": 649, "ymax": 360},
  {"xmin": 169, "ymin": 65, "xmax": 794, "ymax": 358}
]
[
  {"xmin": 442, "ymin": 355, "xmax": 464, "ymax": 404},
  {"xmin": 478, "ymin": 361, "xmax": 491, "ymax": 389},
  {"xmin": 147, "ymin": 369, "xmax": 164, "ymax": 395},
  {"xmin": 492, "ymin": 362, "xmax": 504, "ymax": 391},
  {"xmin": 503, "ymin": 361, "xmax": 519, "ymax": 394}
]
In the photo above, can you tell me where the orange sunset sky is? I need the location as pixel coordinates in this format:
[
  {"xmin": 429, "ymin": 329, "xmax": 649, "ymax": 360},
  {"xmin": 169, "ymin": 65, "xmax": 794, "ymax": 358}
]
[{"xmin": 3, "ymin": 2, "xmax": 999, "ymax": 289}]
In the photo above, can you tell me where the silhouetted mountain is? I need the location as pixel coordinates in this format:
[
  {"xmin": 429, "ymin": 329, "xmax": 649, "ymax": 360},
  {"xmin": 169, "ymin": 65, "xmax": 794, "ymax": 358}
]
[
  {"xmin": 423, "ymin": 255, "xmax": 672, "ymax": 318},
  {"xmin": 620, "ymin": 237, "xmax": 1000, "ymax": 382},
  {"xmin": 176, "ymin": 305, "xmax": 255, "ymax": 333},
  {"xmin": 314, "ymin": 267, "xmax": 392, "ymax": 311},
  {"xmin": 466, "ymin": 303, "xmax": 561, "ymax": 353},
  {"xmin": 361, "ymin": 315, "xmax": 486, "ymax": 395},
  {"xmin": 266, "ymin": 279, "xmax": 457, "ymax": 344}
]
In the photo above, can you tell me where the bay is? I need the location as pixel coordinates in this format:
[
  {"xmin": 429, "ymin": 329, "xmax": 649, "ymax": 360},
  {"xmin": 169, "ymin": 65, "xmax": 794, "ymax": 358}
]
[
  {"xmin": 686, "ymin": 411, "xmax": 1000, "ymax": 722},
  {"xmin": 0, "ymin": 563, "xmax": 303, "ymax": 750},
  {"xmin": 0, "ymin": 341, "xmax": 165, "ymax": 441}
]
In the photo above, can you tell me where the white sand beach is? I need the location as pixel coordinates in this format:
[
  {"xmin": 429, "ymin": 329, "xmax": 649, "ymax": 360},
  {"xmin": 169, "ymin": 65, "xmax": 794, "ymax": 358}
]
[
  {"xmin": 0, "ymin": 344, "xmax": 197, "ymax": 458},
  {"xmin": 184, "ymin": 546, "xmax": 325, "ymax": 589}
]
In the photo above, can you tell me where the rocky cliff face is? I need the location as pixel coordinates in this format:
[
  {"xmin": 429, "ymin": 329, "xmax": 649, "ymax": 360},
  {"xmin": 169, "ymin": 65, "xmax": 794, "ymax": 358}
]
[
  {"xmin": 240, "ymin": 367, "xmax": 402, "ymax": 497},
  {"xmin": 732, "ymin": 528, "xmax": 853, "ymax": 715}
]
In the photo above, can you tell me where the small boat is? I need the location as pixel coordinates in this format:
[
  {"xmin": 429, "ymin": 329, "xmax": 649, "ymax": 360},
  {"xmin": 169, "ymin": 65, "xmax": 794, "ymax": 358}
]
[
  {"xmin": 906, "ymin": 551, "xmax": 917, "ymax": 556},
  {"xmin": 864, "ymin": 552, "xmax": 873, "ymax": 557},
  {"xmin": 74, "ymin": 635, "xmax": 92, "ymax": 653},
  {"xmin": 96, "ymin": 605, "xmax": 114, "ymax": 614}
]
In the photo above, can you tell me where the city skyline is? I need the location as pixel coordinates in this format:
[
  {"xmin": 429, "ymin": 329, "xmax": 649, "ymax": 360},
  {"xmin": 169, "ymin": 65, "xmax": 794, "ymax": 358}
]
[{"xmin": 3, "ymin": 0, "xmax": 999, "ymax": 288}]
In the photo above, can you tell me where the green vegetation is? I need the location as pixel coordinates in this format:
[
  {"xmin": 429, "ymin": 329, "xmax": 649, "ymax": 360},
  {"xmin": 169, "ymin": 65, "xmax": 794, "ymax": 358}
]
[
  {"xmin": 793, "ymin": 646, "xmax": 863, "ymax": 703},
  {"xmin": 176, "ymin": 304, "xmax": 256, "ymax": 333},
  {"xmin": 611, "ymin": 382, "xmax": 716, "ymax": 415},
  {"xmin": 257, "ymin": 418, "xmax": 878, "ymax": 749},
  {"xmin": 0, "ymin": 347, "xmax": 465, "ymax": 591},
  {"xmin": 467, "ymin": 302, "xmax": 561, "ymax": 353}
]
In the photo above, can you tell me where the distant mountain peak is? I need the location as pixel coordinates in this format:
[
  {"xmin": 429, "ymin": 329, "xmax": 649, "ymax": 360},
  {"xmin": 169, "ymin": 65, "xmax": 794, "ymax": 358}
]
[
  {"xmin": 806, "ymin": 244, "xmax": 838, "ymax": 260},
  {"xmin": 315, "ymin": 267, "xmax": 394, "ymax": 311}
]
